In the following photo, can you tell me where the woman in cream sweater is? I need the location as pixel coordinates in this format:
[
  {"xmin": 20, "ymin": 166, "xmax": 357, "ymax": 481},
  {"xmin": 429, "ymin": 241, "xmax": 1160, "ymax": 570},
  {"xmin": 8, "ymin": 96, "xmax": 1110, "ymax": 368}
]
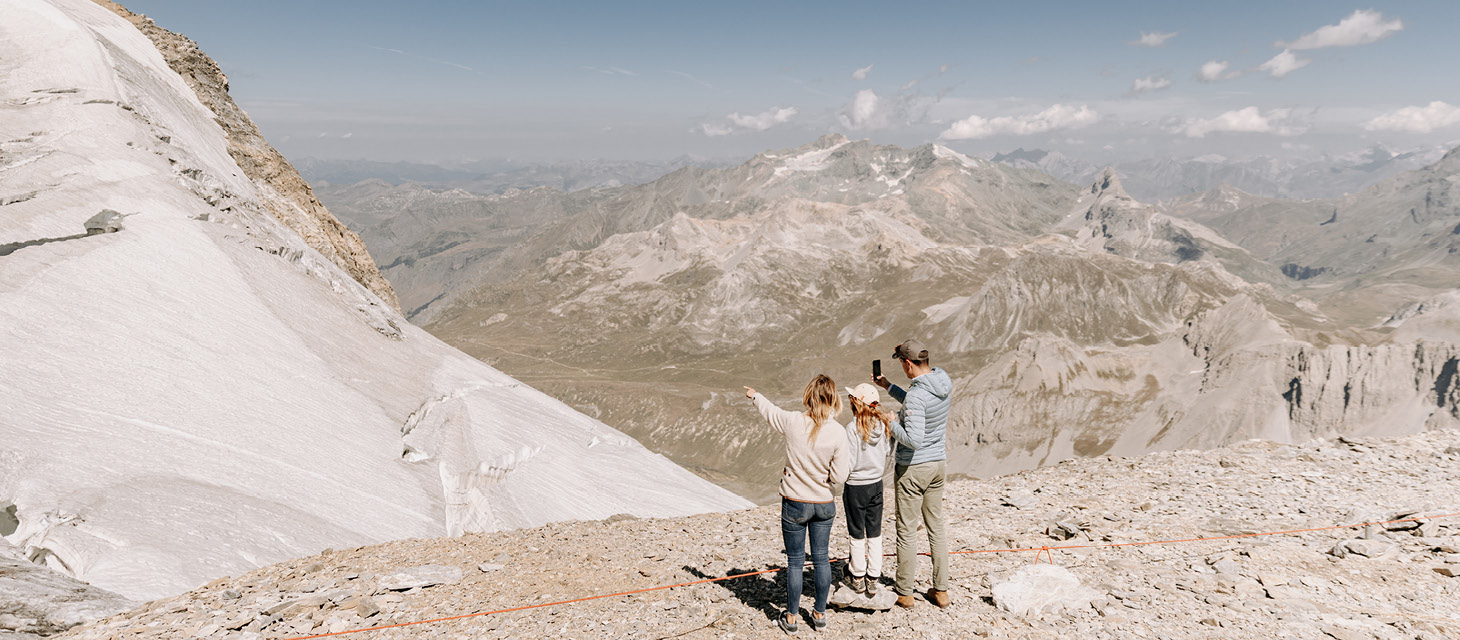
[{"xmin": 745, "ymin": 375, "xmax": 851, "ymax": 633}]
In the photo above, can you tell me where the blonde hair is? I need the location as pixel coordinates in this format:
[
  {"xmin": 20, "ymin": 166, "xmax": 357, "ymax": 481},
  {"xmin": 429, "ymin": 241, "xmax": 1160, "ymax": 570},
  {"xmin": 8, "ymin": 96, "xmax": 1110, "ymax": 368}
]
[
  {"xmin": 850, "ymin": 396, "xmax": 891, "ymax": 444},
  {"xmin": 802, "ymin": 374, "xmax": 841, "ymax": 443}
]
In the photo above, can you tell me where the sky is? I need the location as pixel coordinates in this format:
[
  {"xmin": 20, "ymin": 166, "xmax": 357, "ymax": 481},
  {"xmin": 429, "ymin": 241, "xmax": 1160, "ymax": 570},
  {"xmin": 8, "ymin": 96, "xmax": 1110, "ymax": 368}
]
[{"xmin": 122, "ymin": 1, "xmax": 1460, "ymax": 164}]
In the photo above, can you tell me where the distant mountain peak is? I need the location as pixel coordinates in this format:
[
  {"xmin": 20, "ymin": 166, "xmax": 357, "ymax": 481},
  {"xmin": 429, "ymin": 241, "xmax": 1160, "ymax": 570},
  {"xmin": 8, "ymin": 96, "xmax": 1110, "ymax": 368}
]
[
  {"xmin": 1090, "ymin": 167, "xmax": 1129, "ymax": 199},
  {"xmin": 992, "ymin": 147, "xmax": 1050, "ymax": 164},
  {"xmin": 811, "ymin": 132, "xmax": 851, "ymax": 149}
]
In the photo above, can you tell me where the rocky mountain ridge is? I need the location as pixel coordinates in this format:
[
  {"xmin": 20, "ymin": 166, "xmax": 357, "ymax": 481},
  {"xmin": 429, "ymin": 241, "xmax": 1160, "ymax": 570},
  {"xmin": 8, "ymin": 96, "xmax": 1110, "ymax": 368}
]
[
  {"xmin": 91, "ymin": 0, "xmax": 399, "ymax": 310},
  {"xmin": 331, "ymin": 131, "xmax": 1460, "ymax": 503},
  {"xmin": 992, "ymin": 144, "xmax": 1450, "ymax": 202},
  {"xmin": 52, "ymin": 430, "xmax": 1460, "ymax": 640}
]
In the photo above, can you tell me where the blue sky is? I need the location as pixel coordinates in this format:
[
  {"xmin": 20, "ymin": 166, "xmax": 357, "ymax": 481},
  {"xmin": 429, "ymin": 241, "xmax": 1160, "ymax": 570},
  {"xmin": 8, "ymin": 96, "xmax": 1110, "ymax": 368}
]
[{"xmin": 123, "ymin": 1, "xmax": 1460, "ymax": 163}]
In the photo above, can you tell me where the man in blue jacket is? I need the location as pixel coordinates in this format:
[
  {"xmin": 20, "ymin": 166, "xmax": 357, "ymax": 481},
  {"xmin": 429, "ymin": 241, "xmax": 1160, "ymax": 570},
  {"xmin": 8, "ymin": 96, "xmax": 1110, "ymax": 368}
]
[{"xmin": 874, "ymin": 338, "xmax": 952, "ymax": 609}]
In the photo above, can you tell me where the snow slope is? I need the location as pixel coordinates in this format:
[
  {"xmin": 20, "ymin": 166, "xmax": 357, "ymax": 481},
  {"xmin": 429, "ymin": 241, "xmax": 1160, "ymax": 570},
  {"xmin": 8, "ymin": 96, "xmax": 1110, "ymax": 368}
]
[{"xmin": 0, "ymin": 0, "xmax": 748, "ymax": 603}]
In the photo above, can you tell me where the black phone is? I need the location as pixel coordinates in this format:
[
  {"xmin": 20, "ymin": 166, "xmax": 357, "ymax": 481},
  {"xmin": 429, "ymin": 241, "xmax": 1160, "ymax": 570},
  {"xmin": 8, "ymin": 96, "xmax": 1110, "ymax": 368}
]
[{"xmin": 872, "ymin": 359, "xmax": 881, "ymax": 377}]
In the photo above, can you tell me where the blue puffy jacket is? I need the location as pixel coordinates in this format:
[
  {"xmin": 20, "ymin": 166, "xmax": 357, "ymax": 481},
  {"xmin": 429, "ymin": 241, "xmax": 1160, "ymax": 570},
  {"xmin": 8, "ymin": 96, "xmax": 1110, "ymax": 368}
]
[{"xmin": 888, "ymin": 367, "xmax": 952, "ymax": 466}]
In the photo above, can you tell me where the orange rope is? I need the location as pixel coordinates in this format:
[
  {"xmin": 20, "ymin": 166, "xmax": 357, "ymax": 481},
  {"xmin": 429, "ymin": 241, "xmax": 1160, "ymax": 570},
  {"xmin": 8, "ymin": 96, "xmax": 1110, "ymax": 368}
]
[{"xmin": 276, "ymin": 511, "xmax": 1458, "ymax": 640}]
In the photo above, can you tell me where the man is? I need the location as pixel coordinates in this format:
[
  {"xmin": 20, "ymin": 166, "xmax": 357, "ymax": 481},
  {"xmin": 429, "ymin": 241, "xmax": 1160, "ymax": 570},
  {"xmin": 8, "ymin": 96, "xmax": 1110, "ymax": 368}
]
[{"xmin": 873, "ymin": 338, "xmax": 952, "ymax": 609}]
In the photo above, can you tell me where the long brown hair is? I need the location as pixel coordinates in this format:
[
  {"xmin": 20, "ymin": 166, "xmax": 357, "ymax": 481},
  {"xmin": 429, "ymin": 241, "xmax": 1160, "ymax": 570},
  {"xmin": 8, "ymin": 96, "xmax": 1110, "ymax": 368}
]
[
  {"xmin": 802, "ymin": 374, "xmax": 841, "ymax": 443},
  {"xmin": 850, "ymin": 396, "xmax": 891, "ymax": 444}
]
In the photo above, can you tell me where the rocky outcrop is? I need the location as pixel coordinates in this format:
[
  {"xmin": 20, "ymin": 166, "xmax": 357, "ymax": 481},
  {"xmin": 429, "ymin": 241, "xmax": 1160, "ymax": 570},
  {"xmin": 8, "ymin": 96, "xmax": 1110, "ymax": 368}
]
[
  {"xmin": 89, "ymin": 0, "xmax": 399, "ymax": 310},
  {"xmin": 0, "ymin": 539, "xmax": 134, "ymax": 639},
  {"xmin": 56, "ymin": 431, "xmax": 1460, "ymax": 640}
]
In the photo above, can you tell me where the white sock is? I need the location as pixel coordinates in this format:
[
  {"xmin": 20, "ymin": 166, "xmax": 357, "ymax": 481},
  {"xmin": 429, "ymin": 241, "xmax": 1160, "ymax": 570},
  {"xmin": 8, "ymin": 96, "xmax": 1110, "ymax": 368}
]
[
  {"xmin": 867, "ymin": 536, "xmax": 883, "ymax": 578},
  {"xmin": 849, "ymin": 538, "xmax": 867, "ymax": 577}
]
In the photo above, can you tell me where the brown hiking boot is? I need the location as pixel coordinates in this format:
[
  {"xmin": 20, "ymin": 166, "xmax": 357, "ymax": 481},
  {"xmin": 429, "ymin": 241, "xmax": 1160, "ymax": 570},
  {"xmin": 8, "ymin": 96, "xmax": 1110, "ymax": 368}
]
[
  {"xmin": 925, "ymin": 588, "xmax": 950, "ymax": 609},
  {"xmin": 895, "ymin": 594, "xmax": 915, "ymax": 609}
]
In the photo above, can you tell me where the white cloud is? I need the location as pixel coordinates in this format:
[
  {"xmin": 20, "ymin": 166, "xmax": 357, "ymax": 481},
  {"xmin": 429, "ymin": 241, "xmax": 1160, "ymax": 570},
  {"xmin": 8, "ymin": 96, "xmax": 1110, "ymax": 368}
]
[
  {"xmin": 840, "ymin": 89, "xmax": 881, "ymax": 129},
  {"xmin": 698, "ymin": 123, "xmax": 734, "ymax": 137},
  {"xmin": 370, "ymin": 45, "xmax": 475, "ymax": 73},
  {"xmin": 698, "ymin": 106, "xmax": 798, "ymax": 136},
  {"xmin": 1130, "ymin": 75, "xmax": 1172, "ymax": 95},
  {"xmin": 341, "ymin": 132, "xmax": 353, "ymax": 139},
  {"xmin": 1130, "ymin": 31, "xmax": 1178, "ymax": 47},
  {"xmin": 1364, "ymin": 101, "xmax": 1460, "ymax": 133},
  {"xmin": 939, "ymin": 104, "xmax": 1098, "ymax": 140},
  {"xmin": 727, "ymin": 107, "xmax": 798, "ymax": 131},
  {"xmin": 1259, "ymin": 49, "xmax": 1310, "ymax": 78},
  {"xmin": 852, "ymin": 64, "xmax": 874, "ymax": 81},
  {"xmin": 585, "ymin": 66, "xmax": 637, "ymax": 76},
  {"xmin": 1181, "ymin": 106, "xmax": 1308, "ymax": 138},
  {"xmin": 938, "ymin": 64, "xmax": 949, "ymax": 73},
  {"xmin": 1281, "ymin": 9, "xmax": 1403, "ymax": 50},
  {"xmin": 666, "ymin": 70, "xmax": 715, "ymax": 89},
  {"xmin": 1196, "ymin": 60, "xmax": 1241, "ymax": 83}
]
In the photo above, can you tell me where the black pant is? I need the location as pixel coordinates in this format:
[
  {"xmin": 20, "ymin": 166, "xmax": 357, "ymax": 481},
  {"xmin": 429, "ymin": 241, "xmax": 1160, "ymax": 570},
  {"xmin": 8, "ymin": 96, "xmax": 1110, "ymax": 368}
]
[{"xmin": 842, "ymin": 482, "xmax": 883, "ymax": 539}]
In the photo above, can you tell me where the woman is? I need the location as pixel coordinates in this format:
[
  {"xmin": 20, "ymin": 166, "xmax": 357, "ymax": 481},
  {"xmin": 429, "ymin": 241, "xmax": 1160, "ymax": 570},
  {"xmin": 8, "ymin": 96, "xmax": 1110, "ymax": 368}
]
[
  {"xmin": 744, "ymin": 375, "xmax": 850, "ymax": 633},
  {"xmin": 842, "ymin": 383, "xmax": 891, "ymax": 597}
]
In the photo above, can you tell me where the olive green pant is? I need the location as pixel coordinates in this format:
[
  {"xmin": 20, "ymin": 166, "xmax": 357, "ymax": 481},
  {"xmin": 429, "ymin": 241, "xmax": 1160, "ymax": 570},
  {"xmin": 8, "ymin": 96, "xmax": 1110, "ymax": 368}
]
[{"xmin": 893, "ymin": 460, "xmax": 948, "ymax": 596}]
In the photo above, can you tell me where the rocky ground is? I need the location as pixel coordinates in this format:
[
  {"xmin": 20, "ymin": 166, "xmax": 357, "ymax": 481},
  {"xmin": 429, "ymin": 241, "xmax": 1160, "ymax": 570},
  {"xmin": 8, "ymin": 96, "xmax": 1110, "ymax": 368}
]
[{"xmin": 54, "ymin": 430, "xmax": 1460, "ymax": 640}]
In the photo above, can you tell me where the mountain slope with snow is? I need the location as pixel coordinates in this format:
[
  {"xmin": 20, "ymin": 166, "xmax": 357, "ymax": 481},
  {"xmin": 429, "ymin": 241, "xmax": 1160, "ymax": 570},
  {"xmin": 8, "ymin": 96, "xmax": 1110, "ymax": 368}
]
[{"xmin": 0, "ymin": 0, "xmax": 747, "ymax": 607}]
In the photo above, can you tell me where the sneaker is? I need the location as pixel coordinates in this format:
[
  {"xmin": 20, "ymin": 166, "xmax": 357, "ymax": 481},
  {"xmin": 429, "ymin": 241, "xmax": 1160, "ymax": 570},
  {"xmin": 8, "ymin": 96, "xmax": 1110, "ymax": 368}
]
[
  {"xmin": 778, "ymin": 612, "xmax": 798, "ymax": 634},
  {"xmin": 925, "ymin": 588, "xmax": 950, "ymax": 609},
  {"xmin": 810, "ymin": 610, "xmax": 827, "ymax": 631},
  {"xmin": 849, "ymin": 575, "xmax": 866, "ymax": 594},
  {"xmin": 865, "ymin": 576, "xmax": 879, "ymax": 596}
]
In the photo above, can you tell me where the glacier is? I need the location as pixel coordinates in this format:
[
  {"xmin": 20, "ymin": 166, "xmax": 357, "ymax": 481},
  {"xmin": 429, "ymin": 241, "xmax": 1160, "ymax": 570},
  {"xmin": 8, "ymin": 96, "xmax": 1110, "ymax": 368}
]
[{"xmin": 0, "ymin": 0, "xmax": 748, "ymax": 604}]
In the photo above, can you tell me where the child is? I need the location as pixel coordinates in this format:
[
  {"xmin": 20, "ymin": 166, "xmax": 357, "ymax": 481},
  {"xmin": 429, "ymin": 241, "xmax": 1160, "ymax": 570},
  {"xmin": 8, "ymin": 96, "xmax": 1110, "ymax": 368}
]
[{"xmin": 842, "ymin": 383, "xmax": 891, "ymax": 595}]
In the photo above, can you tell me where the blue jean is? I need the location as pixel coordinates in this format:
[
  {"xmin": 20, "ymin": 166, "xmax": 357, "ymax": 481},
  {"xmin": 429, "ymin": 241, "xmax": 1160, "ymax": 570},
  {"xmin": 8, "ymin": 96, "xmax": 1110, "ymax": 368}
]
[{"xmin": 781, "ymin": 498, "xmax": 835, "ymax": 616}]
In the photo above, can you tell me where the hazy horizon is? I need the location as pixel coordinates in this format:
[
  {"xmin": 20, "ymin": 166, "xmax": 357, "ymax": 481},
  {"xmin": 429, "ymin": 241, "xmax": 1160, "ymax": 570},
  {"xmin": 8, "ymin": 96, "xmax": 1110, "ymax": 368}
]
[{"xmin": 122, "ymin": 1, "xmax": 1460, "ymax": 164}]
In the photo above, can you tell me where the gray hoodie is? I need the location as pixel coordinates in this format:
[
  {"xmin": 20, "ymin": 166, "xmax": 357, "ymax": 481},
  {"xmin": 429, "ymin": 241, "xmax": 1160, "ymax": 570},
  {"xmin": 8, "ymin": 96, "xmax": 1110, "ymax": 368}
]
[
  {"xmin": 843, "ymin": 420, "xmax": 890, "ymax": 486},
  {"xmin": 887, "ymin": 367, "xmax": 952, "ymax": 466}
]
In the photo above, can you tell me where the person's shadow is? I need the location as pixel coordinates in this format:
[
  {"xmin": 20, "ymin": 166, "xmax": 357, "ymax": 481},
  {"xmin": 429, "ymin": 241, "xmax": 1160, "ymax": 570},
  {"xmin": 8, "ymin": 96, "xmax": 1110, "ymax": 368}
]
[{"xmin": 683, "ymin": 559, "xmax": 847, "ymax": 622}]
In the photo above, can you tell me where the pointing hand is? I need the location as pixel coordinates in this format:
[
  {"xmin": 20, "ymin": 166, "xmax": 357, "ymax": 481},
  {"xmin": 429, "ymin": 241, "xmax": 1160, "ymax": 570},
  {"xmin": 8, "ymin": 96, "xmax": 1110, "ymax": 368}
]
[{"xmin": 743, "ymin": 386, "xmax": 756, "ymax": 399}]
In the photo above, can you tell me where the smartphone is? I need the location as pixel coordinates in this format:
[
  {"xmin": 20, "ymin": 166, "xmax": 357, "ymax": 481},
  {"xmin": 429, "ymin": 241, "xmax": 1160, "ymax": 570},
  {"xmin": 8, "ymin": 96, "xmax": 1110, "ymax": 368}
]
[{"xmin": 872, "ymin": 359, "xmax": 881, "ymax": 377}]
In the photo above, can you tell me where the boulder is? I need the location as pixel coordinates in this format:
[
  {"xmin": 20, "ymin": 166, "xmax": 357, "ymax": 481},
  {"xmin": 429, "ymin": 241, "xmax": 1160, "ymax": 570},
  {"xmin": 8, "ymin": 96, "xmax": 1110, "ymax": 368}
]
[
  {"xmin": 84, "ymin": 209, "xmax": 125, "ymax": 234},
  {"xmin": 828, "ymin": 584, "xmax": 897, "ymax": 610},
  {"xmin": 1003, "ymin": 492, "xmax": 1039, "ymax": 510},
  {"xmin": 1329, "ymin": 538, "xmax": 1397, "ymax": 559},
  {"xmin": 377, "ymin": 565, "xmax": 463, "ymax": 591},
  {"xmin": 991, "ymin": 564, "xmax": 1102, "ymax": 616}
]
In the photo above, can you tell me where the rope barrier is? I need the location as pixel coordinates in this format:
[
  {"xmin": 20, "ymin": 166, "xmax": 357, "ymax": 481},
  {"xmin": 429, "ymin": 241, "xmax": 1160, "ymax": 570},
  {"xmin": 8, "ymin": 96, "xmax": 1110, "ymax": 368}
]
[{"xmin": 278, "ymin": 511, "xmax": 1459, "ymax": 640}]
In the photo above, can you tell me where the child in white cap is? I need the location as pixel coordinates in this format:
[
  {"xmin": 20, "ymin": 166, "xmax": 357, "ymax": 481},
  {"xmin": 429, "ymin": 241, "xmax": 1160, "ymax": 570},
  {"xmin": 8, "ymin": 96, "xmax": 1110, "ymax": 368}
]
[{"xmin": 842, "ymin": 382, "xmax": 891, "ymax": 595}]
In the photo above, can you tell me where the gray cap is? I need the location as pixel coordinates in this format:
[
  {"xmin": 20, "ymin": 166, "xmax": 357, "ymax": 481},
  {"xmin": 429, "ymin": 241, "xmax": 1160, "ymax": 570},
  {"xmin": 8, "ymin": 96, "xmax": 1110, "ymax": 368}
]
[{"xmin": 893, "ymin": 339, "xmax": 930, "ymax": 361}]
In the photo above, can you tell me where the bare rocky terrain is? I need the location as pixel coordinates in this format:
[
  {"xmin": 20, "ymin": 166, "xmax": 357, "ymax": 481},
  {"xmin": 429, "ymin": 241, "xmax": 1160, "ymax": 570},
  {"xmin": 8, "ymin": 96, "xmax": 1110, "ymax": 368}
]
[
  {"xmin": 331, "ymin": 135, "xmax": 1460, "ymax": 503},
  {"xmin": 54, "ymin": 430, "xmax": 1460, "ymax": 640}
]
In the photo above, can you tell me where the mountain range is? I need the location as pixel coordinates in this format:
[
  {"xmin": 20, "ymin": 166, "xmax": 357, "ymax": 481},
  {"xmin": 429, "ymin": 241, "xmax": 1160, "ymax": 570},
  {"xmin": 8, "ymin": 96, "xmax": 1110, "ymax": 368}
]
[
  {"xmin": 331, "ymin": 134, "xmax": 1460, "ymax": 503},
  {"xmin": 991, "ymin": 145, "xmax": 1450, "ymax": 201}
]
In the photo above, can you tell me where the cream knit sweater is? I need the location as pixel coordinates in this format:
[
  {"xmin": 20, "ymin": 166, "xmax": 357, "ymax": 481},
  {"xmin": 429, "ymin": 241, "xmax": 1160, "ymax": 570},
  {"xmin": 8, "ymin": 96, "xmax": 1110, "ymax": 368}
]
[{"xmin": 752, "ymin": 393, "xmax": 851, "ymax": 503}]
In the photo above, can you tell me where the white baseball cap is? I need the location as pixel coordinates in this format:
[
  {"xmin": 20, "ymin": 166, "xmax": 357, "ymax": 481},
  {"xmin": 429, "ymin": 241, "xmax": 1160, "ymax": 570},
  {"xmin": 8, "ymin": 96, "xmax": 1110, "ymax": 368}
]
[{"xmin": 845, "ymin": 383, "xmax": 881, "ymax": 406}]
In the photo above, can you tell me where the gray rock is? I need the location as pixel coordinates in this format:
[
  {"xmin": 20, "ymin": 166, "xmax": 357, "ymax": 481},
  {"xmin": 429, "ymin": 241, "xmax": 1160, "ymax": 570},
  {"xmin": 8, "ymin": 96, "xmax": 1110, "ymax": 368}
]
[
  {"xmin": 377, "ymin": 565, "xmax": 464, "ymax": 591},
  {"xmin": 1048, "ymin": 521, "xmax": 1083, "ymax": 540},
  {"xmin": 477, "ymin": 563, "xmax": 505, "ymax": 573},
  {"xmin": 0, "ymin": 538, "xmax": 135, "ymax": 633},
  {"xmin": 827, "ymin": 584, "xmax": 896, "ymax": 610},
  {"xmin": 1003, "ymin": 492, "xmax": 1039, "ymax": 510},
  {"xmin": 1212, "ymin": 559, "xmax": 1242, "ymax": 575},
  {"xmin": 1434, "ymin": 566, "xmax": 1459, "ymax": 578},
  {"xmin": 1331, "ymin": 538, "xmax": 1397, "ymax": 559},
  {"xmin": 84, "ymin": 209, "xmax": 125, "ymax": 234},
  {"xmin": 992, "ymin": 564, "xmax": 1102, "ymax": 616}
]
